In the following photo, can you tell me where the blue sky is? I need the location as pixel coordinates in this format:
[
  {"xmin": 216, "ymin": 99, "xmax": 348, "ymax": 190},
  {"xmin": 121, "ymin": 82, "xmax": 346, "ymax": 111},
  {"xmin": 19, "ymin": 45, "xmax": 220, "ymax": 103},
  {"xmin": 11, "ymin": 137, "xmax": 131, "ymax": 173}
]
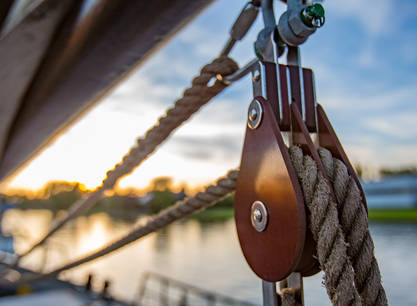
[{"xmin": 3, "ymin": 0, "xmax": 417, "ymax": 191}]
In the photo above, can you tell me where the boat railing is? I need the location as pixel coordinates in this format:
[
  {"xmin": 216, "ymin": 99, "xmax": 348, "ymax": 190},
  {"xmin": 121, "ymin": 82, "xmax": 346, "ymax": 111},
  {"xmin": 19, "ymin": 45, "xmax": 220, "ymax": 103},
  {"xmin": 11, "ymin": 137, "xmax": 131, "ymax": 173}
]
[{"xmin": 135, "ymin": 271, "xmax": 256, "ymax": 306}]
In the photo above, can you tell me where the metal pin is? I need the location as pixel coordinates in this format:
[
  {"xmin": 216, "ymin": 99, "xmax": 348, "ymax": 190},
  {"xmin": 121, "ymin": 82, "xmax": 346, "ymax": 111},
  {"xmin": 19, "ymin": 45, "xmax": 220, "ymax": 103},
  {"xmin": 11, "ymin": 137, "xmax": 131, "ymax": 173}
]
[
  {"xmin": 262, "ymin": 281, "xmax": 278, "ymax": 306},
  {"xmin": 219, "ymin": 58, "xmax": 258, "ymax": 85}
]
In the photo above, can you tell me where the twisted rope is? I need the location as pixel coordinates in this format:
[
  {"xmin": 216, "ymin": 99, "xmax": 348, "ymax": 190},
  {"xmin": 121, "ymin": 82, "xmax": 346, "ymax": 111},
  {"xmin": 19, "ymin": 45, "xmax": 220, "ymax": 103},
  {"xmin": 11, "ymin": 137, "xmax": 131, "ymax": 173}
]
[
  {"xmin": 289, "ymin": 146, "xmax": 361, "ymax": 305},
  {"xmin": 290, "ymin": 146, "xmax": 387, "ymax": 306},
  {"xmin": 19, "ymin": 170, "xmax": 238, "ymax": 283},
  {"xmin": 18, "ymin": 56, "xmax": 238, "ymax": 259},
  {"xmin": 280, "ymin": 287, "xmax": 302, "ymax": 306},
  {"xmin": 318, "ymin": 148, "xmax": 388, "ymax": 306}
]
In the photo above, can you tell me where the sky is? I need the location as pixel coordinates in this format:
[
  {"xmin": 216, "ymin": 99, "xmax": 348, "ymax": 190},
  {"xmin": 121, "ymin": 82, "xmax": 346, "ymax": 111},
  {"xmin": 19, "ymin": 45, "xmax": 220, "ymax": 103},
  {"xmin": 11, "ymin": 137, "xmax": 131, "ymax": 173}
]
[{"xmin": 2, "ymin": 0, "xmax": 417, "ymax": 192}]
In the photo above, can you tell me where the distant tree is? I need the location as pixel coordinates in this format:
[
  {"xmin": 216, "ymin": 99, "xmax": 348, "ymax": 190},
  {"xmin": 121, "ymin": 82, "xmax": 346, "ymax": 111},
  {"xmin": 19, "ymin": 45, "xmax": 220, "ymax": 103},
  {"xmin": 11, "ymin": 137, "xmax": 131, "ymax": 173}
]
[
  {"xmin": 150, "ymin": 177, "xmax": 173, "ymax": 191},
  {"xmin": 16, "ymin": 181, "xmax": 86, "ymax": 211},
  {"xmin": 148, "ymin": 190, "xmax": 175, "ymax": 214},
  {"xmin": 41, "ymin": 181, "xmax": 83, "ymax": 198},
  {"xmin": 380, "ymin": 166, "xmax": 417, "ymax": 176}
]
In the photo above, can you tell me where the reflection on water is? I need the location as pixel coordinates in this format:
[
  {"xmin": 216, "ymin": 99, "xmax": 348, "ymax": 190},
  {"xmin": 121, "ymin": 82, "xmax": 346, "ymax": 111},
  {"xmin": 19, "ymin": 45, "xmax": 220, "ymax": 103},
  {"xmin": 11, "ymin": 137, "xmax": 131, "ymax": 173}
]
[{"xmin": 3, "ymin": 210, "xmax": 417, "ymax": 305}]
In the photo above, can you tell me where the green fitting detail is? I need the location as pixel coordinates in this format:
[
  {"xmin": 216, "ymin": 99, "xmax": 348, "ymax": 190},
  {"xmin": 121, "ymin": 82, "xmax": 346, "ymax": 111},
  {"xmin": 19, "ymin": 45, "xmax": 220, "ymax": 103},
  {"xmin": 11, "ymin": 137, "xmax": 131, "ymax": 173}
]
[
  {"xmin": 306, "ymin": 3, "xmax": 325, "ymax": 19},
  {"xmin": 301, "ymin": 3, "xmax": 325, "ymax": 28}
]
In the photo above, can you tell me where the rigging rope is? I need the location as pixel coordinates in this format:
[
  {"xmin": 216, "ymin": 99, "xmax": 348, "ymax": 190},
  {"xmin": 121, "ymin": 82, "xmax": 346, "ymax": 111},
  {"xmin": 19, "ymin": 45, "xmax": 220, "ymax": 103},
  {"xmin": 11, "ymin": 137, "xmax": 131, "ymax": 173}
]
[
  {"xmin": 290, "ymin": 146, "xmax": 361, "ymax": 305},
  {"xmin": 17, "ymin": 56, "xmax": 239, "ymax": 260},
  {"xmin": 17, "ymin": 146, "xmax": 386, "ymax": 306},
  {"xmin": 289, "ymin": 146, "xmax": 387, "ymax": 306},
  {"xmin": 318, "ymin": 148, "xmax": 388, "ymax": 306}
]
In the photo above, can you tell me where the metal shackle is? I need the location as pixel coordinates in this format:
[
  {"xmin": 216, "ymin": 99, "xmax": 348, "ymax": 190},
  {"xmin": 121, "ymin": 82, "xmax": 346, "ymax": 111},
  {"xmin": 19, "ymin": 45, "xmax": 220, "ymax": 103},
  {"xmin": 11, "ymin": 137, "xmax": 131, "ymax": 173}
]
[{"xmin": 278, "ymin": 0, "xmax": 325, "ymax": 46}]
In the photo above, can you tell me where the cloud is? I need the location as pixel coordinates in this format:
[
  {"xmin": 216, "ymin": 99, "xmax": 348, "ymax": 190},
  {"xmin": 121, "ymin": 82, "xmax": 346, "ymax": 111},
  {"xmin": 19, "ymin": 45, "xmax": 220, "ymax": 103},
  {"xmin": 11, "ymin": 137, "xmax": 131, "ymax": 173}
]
[
  {"xmin": 365, "ymin": 114, "xmax": 417, "ymax": 141},
  {"xmin": 326, "ymin": 0, "xmax": 394, "ymax": 37},
  {"xmin": 356, "ymin": 44, "xmax": 378, "ymax": 69},
  {"xmin": 172, "ymin": 134, "xmax": 241, "ymax": 161},
  {"xmin": 347, "ymin": 143, "xmax": 417, "ymax": 169},
  {"xmin": 176, "ymin": 24, "xmax": 226, "ymax": 59},
  {"xmin": 319, "ymin": 79, "xmax": 417, "ymax": 113}
]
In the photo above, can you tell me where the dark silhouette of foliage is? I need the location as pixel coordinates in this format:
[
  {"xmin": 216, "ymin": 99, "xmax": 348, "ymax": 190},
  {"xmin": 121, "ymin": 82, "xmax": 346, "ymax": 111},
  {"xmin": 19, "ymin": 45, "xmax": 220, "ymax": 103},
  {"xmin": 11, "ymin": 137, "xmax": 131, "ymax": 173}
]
[
  {"xmin": 380, "ymin": 167, "xmax": 417, "ymax": 176},
  {"xmin": 150, "ymin": 177, "xmax": 173, "ymax": 191},
  {"xmin": 6, "ymin": 178, "xmax": 236, "ymax": 221}
]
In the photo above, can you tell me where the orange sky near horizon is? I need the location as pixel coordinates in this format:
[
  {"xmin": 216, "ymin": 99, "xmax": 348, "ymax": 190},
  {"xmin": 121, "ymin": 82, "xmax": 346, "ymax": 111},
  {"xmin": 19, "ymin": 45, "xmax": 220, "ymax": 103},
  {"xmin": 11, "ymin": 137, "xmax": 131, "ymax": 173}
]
[
  {"xmin": 0, "ymin": 113, "xmax": 241, "ymax": 194},
  {"xmin": 0, "ymin": 83, "xmax": 246, "ymax": 194}
]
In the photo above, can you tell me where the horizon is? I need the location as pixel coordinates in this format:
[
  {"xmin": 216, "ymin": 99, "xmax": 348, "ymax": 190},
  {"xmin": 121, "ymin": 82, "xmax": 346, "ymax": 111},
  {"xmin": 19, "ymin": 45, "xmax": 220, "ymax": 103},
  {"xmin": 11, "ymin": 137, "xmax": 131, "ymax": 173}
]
[{"xmin": 3, "ymin": 165, "xmax": 417, "ymax": 198}]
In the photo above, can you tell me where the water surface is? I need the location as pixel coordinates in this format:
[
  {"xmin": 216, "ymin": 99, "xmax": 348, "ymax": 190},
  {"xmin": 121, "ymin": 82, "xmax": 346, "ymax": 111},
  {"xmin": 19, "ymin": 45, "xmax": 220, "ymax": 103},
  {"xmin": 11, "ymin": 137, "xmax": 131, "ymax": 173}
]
[{"xmin": 3, "ymin": 210, "xmax": 417, "ymax": 305}]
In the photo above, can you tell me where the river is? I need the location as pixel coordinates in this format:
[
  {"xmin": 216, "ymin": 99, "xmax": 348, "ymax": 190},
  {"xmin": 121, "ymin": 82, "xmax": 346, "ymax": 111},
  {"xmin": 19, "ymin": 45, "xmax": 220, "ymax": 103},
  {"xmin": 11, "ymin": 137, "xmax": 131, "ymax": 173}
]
[{"xmin": 3, "ymin": 209, "xmax": 417, "ymax": 305}]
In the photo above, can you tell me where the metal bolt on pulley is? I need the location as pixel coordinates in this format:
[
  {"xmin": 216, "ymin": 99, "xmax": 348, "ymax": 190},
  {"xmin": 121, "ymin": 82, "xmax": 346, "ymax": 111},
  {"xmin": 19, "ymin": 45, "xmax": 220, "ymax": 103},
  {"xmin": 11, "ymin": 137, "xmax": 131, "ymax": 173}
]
[
  {"xmin": 251, "ymin": 201, "xmax": 268, "ymax": 232},
  {"xmin": 248, "ymin": 98, "xmax": 263, "ymax": 129}
]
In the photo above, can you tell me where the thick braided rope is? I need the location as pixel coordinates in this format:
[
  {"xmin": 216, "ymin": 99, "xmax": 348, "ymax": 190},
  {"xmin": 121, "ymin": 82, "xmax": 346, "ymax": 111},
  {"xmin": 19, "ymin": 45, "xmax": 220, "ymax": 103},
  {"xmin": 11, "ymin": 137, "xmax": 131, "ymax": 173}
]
[
  {"xmin": 318, "ymin": 148, "xmax": 388, "ymax": 306},
  {"xmin": 289, "ymin": 146, "xmax": 361, "ymax": 305},
  {"xmin": 279, "ymin": 278, "xmax": 302, "ymax": 305},
  {"xmin": 18, "ymin": 57, "xmax": 239, "ymax": 259},
  {"xmin": 18, "ymin": 170, "xmax": 238, "ymax": 283},
  {"xmin": 280, "ymin": 288, "xmax": 302, "ymax": 306}
]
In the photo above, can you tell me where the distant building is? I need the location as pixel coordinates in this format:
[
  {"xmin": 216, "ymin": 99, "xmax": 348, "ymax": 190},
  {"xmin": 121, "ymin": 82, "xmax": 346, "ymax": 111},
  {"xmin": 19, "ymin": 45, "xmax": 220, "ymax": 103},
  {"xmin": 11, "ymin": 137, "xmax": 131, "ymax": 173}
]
[
  {"xmin": 136, "ymin": 189, "xmax": 186, "ymax": 206},
  {"xmin": 363, "ymin": 175, "xmax": 417, "ymax": 209},
  {"xmin": 137, "ymin": 193, "xmax": 155, "ymax": 205},
  {"xmin": 172, "ymin": 189, "xmax": 186, "ymax": 201}
]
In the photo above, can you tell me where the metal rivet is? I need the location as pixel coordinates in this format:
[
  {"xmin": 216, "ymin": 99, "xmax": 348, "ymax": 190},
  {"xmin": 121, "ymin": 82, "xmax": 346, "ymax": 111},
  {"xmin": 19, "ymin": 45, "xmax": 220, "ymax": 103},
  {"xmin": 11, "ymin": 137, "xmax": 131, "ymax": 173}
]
[
  {"xmin": 253, "ymin": 208, "xmax": 262, "ymax": 222},
  {"xmin": 251, "ymin": 201, "xmax": 268, "ymax": 232},
  {"xmin": 249, "ymin": 108, "xmax": 258, "ymax": 121},
  {"xmin": 247, "ymin": 99, "xmax": 263, "ymax": 130}
]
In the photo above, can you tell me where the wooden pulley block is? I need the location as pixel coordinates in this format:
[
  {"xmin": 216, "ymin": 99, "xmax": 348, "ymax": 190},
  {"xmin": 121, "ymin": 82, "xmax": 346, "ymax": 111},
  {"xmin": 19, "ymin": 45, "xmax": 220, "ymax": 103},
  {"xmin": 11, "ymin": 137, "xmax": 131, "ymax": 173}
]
[
  {"xmin": 287, "ymin": 66, "xmax": 366, "ymax": 209},
  {"xmin": 234, "ymin": 56, "xmax": 366, "ymax": 282},
  {"xmin": 234, "ymin": 96, "xmax": 311, "ymax": 282}
]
